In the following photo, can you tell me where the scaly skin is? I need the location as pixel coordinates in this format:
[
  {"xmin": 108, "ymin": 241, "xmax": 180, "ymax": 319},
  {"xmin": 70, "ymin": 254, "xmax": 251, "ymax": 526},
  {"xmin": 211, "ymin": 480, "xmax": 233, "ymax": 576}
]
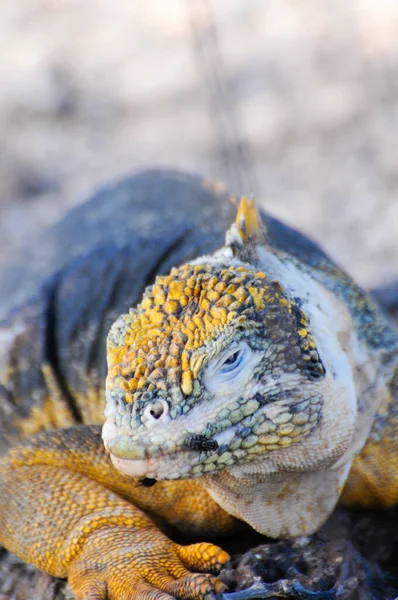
[
  {"xmin": 102, "ymin": 198, "xmax": 398, "ymax": 537},
  {"xmin": 340, "ymin": 376, "xmax": 398, "ymax": 507},
  {"xmin": 0, "ymin": 426, "xmax": 232, "ymax": 599},
  {"xmin": 0, "ymin": 188, "xmax": 397, "ymax": 599}
]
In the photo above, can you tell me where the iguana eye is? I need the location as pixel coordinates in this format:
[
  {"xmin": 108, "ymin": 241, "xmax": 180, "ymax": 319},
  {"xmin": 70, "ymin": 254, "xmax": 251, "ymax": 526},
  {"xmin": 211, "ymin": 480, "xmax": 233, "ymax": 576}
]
[
  {"xmin": 204, "ymin": 342, "xmax": 259, "ymax": 393},
  {"xmin": 220, "ymin": 350, "xmax": 243, "ymax": 374}
]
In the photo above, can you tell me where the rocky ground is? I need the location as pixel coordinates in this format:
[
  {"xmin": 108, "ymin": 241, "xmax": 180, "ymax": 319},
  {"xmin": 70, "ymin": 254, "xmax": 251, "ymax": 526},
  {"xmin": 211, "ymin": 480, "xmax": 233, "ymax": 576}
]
[{"xmin": 1, "ymin": 506, "xmax": 397, "ymax": 599}]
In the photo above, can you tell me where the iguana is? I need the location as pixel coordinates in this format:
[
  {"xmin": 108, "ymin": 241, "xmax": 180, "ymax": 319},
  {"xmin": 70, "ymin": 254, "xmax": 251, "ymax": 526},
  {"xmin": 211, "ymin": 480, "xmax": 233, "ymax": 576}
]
[{"xmin": 0, "ymin": 170, "xmax": 397, "ymax": 600}]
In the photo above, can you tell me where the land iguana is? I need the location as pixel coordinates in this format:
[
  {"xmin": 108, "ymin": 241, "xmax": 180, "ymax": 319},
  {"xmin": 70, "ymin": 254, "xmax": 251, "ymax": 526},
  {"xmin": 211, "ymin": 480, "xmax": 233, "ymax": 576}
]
[{"xmin": 0, "ymin": 170, "xmax": 397, "ymax": 600}]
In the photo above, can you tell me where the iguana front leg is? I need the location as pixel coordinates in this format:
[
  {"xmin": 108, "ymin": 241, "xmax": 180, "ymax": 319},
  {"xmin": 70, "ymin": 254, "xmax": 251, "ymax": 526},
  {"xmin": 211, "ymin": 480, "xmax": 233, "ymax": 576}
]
[{"xmin": 0, "ymin": 426, "xmax": 231, "ymax": 600}]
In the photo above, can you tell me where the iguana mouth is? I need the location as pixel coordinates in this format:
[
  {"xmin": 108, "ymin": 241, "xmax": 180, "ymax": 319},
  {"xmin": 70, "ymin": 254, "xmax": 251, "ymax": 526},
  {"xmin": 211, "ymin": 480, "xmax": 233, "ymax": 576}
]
[
  {"xmin": 108, "ymin": 451, "xmax": 200, "ymax": 480},
  {"xmin": 101, "ymin": 415, "xmax": 233, "ymax": 480},
  {"xmin": 102, "ymin": 389, "xmax": 323, "ymax": 480}
]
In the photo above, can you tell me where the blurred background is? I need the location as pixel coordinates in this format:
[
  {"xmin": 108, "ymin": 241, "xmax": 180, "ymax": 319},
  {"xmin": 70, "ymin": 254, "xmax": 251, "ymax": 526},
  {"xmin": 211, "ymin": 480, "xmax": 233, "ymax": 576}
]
[{"xmin": 0, "ymin": 0, "xmax": 397, "ymax": 293}]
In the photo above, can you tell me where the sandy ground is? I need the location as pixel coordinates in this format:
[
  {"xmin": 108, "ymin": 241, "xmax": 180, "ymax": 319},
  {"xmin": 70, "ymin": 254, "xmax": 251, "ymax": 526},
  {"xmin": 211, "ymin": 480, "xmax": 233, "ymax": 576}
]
[{"xmin": 0, "ymin": 0, "xmax": 397, "ymax": 303}]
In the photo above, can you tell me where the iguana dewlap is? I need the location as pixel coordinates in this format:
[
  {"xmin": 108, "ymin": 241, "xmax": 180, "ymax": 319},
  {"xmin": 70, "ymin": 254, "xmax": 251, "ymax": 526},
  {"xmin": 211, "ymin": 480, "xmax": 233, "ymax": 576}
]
[{"xmin": 0, "ymin": 171, "xmax": 397, "ymax": 600}]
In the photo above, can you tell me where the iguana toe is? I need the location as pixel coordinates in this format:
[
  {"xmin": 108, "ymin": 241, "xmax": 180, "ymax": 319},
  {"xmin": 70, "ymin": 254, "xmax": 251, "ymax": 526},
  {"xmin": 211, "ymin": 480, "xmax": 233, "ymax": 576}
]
[
  {"xmin": 176, "ymin": 543, "xmax": 230, "ymax": 574},
  {"xmin": 68, "ymin": 532, "xmax": 229, "ymax": 600}
]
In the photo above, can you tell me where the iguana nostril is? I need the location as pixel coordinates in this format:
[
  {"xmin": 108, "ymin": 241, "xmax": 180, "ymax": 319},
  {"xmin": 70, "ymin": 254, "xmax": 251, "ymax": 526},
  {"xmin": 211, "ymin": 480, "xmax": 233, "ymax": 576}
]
[
  {"xmin": 149, "ymin": 401, "xmax": 165, "ymax": 419},
  {"xmin": 142, "ymin": 399, "xmax": 170, "ymax": 427}
]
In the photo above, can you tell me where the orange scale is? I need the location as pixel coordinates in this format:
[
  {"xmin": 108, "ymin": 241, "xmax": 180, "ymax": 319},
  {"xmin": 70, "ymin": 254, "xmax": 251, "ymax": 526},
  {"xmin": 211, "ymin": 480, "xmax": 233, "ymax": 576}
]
[
  {"xmin": 137, "ymin": 377, "xmax": 148, "ymax": 390},
  {"xmin": 207, "ymin": 290, "xmax": 220, "ymax": 303},
  {"xmin": 181, "ymin": 351, "xmax": 190, "ymax": 371},
  {"xmin": 184, "ymin": 288, "xmax": 193, "ymax": 298},
  {"xmin": 109, "ymin": 364, "xmax": 122, "ymax": 376},
  {"xmin": 135, "ymin": 362, "xmax": 145, "ymax": 375},
  {"xmin": 207, "ymin": 276, "xmax": 218, "ymax": 289},
  {"xmin": 193, "ymin": 316, "xmax": 204, "ymax": 329},
  {"xmin": 130, "ymin": 379, "xmax": 139, "ymax": 391},
  {"xmin": 154, "ymin": 292, "xmax": 166, "ymax": 305},
  {"xmin": 164, "ymin": 300, "xmax": 178, "ymax": 315},
  {"xmin": 150, "ymin": 368, "xmax": 165, "ymax": 381},
  {"xmin": 180, "ymin": 295, "xmax": 189, "ymax": 307},
  {"xmin": 225, "ymin": 284, "xmax": 237, "ymax": 294},
  {"xmin": 200, "ymin": 298, "xmax": 210, "ymax": 311},
  {"xmin": 141, "ymin": 297, "xmax": 152, "ymax": 310},
  {"xmin": 167, "ymin": 367, "xmax": 180, "ymax": 383},
  {"xmin": 178, "ymin": 326, "xmax": 190, "ymax": 339},
  {"xmin": 216, "ymin": 294, "xmax": 234, "ymax": 308},
  {"xmin": 169, "ymin": 342, "xmax": 180, "ymax": 357},
  {"xmin": 173, "ymin": 331, "xmax": 188, "ymax": 344},
  {"xmin": 233, "ymin": 287, "xmax": 248, "ymax": 303},
  {"xmin": 168, "ymin": 280, "xmax": 185, "ymax": 299},
  {"xmin": 121, "ymin": 365, "xmax": 135, "ymax": 378},
  {"xmin": 210, "ymin": 306, "xmax": 227, "ymax": 321},
  {"xmin": 166, "ymin": 314, "xmax": 178, "ymax": 325},
  {"xmin": 181, "ymin": 370, "xmax": 193, "ymax": 396},
  {"xmin": 165, "ymin": 356, "xmax": 178, "ymax": 368},
  {"xmin": 161, "ymin": 275, "xmax": 173, "ymax": 286},
  {"xmin": 118, "ymin": 380, "xmax": 130, "ymax": 393}
]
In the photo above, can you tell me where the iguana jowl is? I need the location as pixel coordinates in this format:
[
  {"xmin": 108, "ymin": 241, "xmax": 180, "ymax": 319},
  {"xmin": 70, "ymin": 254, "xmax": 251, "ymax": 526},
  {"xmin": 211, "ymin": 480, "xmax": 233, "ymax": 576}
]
[{"xmin": 0, "ymin": 171, "xmax": 397, "ymax": 600}]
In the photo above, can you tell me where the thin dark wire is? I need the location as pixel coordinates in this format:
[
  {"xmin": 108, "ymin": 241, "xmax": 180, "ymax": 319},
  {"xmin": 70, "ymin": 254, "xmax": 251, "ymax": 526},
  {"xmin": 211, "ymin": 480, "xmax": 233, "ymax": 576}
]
[{"xmin": 187, "ymin": 0, "xmax": 258, "ymax": 197}]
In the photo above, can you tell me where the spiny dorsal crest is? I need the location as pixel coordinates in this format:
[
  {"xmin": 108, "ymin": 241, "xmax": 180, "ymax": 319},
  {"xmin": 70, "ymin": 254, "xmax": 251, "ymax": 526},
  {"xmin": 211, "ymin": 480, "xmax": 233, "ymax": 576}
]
[{"xmin": 226, "ymin": 196, "xmax": 266, "ymax": 261}]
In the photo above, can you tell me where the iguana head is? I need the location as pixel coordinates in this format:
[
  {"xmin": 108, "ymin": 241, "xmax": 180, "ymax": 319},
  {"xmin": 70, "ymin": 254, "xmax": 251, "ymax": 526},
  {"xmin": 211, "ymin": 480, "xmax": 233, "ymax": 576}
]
[{"xmin": 102, "ymin": 198, "xmax": 326, "ymax": 481}]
